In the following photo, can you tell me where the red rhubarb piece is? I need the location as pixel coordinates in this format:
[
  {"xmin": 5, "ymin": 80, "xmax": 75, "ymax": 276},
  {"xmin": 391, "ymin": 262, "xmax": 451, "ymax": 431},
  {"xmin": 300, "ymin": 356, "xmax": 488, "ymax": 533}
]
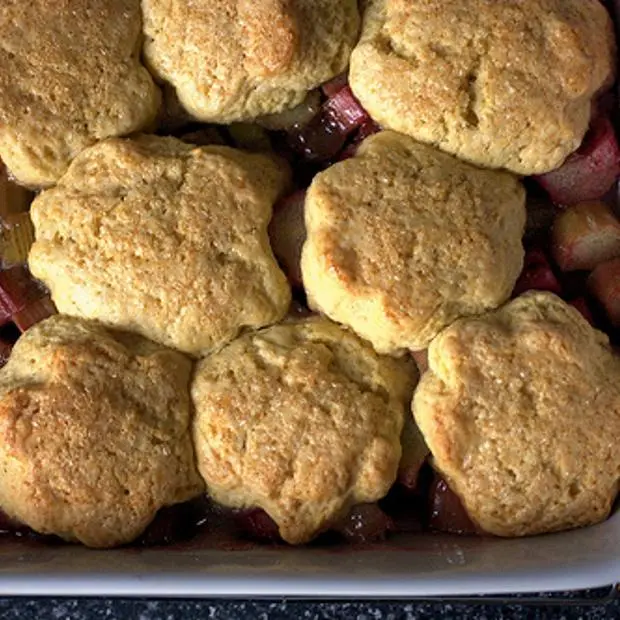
[
  {"xmin": 321, "ymin": 73, "xmax": 349, "ymax": 99},
  {"xmin": 288, "ymin": 87, "xmax": 371, "ymax": 162},
  {"xmin": 410, "ymin": 349, "xmax": 429, "ymax": 374},
  {"xmin": 398, "ymin": 415, "xmax": 429, "ymax": 490},
  {"xmin": 334, "ymin": 504, "xmax": 394, "ymax": 543},
  {"xmin": 336, "ymin": 120, "xmax": 382, "ymax": 162},
  {"xmin": 551, "ymin": 201, "xmax": 620, "ymax": 271},
  {"xmin": 268, "ymin": 190, "xmax": 306, "ymax": 288},
  {"xmin": 427, "ymin": 473, "xmax": 483, "ymax": 535},
  {"xmin": 257, "ymin": 91, "xmax": 321, "ymax": 132},
  {"xmin": 0, "ymin": 339, "xmax": 12, "ymax": 369},
  {"xmin": 13, "ymin": 296, "xmax": 57, "ymax": 332},
  {"xmin": 336, "ymin": 142, "xmax": 358, "ymax": 162},
  {"xmin": 355, "ymin": 119, "xmax": 381, "ymax": 142},
  {"xmin": 235, "ymin": 508, "xmax": 281, "ymax": 543},
  {"xmin": 323, "ymin": 86, "xmax": 370, "ymax": 134},
  {"xmin": 524, "ymin": 193, "xmax": 557, "ymax": 244},
  {"xmin": 0, "ymin": 266, "xmax": 45, "ymax": 324},
  {"xmin": 568, "ymin": 297, "xmax": 595, "ymax": 326},
  {"xmin": 513, "ymin": 249, "xmax": 562, "ymax": 297},
  {"xmin": 535, "ymin": 116, "xmax": 620, "ymax": 206},
  {"xmin": 288, "ymin": 114, "xmax": 348, "ymax": 162},
  {"xmin": 588, "ymin": 258, "xmax": 620, "ymax": 327}
]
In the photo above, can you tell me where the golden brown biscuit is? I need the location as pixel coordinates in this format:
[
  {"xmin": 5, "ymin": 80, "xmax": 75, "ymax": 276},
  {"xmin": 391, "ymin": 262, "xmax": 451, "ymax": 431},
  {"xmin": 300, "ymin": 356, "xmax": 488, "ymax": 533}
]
[
  {"xmin": 414, "ymin": 292, "xmax": 620, "ymax": 537},
  {"xmin": 301, "ymin": 131, "xmax": 526, "ymax": 355},
  {"xmin": 142, "ymin": 0, "xmax": 360, "ymax": 123},
  {"xmin": 0, "ymin": 315, "xmax": 203, "ymax": 548},
  {"xmin": 191, "ymin": 318, "xmax": 415, "ymax": 544},
  {"xmin": 28, "ymin": 135, "xmax": 291, "ymax": 357},
  {"xmin": 0, "ymin": 0, "xmax": 161, "ymax": 187},
  {"xmin": 349, "ymin": 0, "xmax": 615, "ymax": 175}
]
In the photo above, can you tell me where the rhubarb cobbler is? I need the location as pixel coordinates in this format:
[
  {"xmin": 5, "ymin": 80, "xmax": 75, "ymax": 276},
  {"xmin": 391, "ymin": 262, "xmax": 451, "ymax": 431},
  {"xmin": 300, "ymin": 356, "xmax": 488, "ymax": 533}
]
[{"xmin": 0, "ymin": 0, "xmax": 617, "ymax": 548}]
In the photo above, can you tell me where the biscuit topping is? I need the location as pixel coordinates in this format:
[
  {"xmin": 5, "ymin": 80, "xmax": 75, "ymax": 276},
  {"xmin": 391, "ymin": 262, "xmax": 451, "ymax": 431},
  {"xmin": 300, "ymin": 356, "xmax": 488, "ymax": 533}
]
[
  {"xmin": 142, "ymin": 0, "xmax": 360, "ymax": 123},
  {"xmin": 191, "ymin": 319, "xmax": 415, "ymax": 544},
  {"xmin": 0, "ymin": 0, "xmax": 161, "ymax": 187},
  {"xmin": 349, "ymin": 0, "xmax": 615, "ymax": 174},
  {"xmin": 28, "ymin": 136, "xmax": 292, "ymax": 356},
  {"xmin": 0, "ymin": 315, "xmax": 203, "ymax": 548},
  {"xmin": 414, "ymin": 292, "xmax": 620, "ymax": 537},
  {"xmin": 302, "ymin": 131, "xmax": 526, "ymax": 354}
]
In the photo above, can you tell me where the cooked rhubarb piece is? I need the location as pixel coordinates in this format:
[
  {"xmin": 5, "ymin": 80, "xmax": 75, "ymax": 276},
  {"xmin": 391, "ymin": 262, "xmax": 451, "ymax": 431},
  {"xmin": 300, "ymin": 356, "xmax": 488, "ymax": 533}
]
[
  {"xmin": 257, "ymin": 91, "xmax": 322, "ymax": 131},
  {"xmin": 288, "ymin": 113, "xmax": 348, "ymax": 162},
  {"xmin": 13, "ymin": 296, "xmax": 57, "ymax": 332},
  {"xmin": 0, "ymin": 339, "xmax": 11, "ymax": 369},
  {"xmin": 535, "ymin": 116, "xmax": 620, "ymax": 206},
  {"xmin": 0, "ymin": 509, "xmax": 19, "ymax": 534},
  {"xmin": 355, "ymin": 119, "xmax": 381, "ymax": 142},
  {"xmin": 334, "ymin": 504, "xmax": 394, "ymax": 543},
  {"xmin": 518, "ymin": 248, "xmax": 555, "ymax": 275},
  {"xmin": 427, "ymin": 473, "xmax": 482, "ymax": 535},
  {"xmin": 0, "ymin": 163, "xmax": 32, "ymax": 223},
  {"xmin": 288, "ymin": 87, "xmax": 370, "ymax": 162},
  {"xmin": 323, "ymin": 86, "xmax": 370, "ymax": 134},
  {"xmin": 590, "ymin": 91, "xmax": 616, "ymax": 121},
  {"xmin": 336, "ymin": 142, "xmax": 358, "ymax": 162},
  {"xmin": 180, "ymin": 126, "xmax": 227, "ymax": 147},
  {"xmin": 512, "ymin": 248, "xmax": 562, "ymax": 297},
  {"xmin": 235, "ymin": 508, "xmax": 281, "ymax": 543},
  {"xmin": 287, "ymin": 299, "xmax": 314, "ymax": 319},
  {"xmin": 514, "ymin": 268, "xmax": 562, "ymax": 297},
  {"xmin": 321, "ymin": 73, "xmax": 349, "ymax": 99},
  {"xmin": 398, "ymin": 415, "xmax": 429, "ymax": 490},
  {"xmin": 337, "ymin": 120, "xmax": 383, "ymax": 162},
  {"xmin": 588, "ymin": 258, "xmax": 620, "ymax": 327},
  {"xmin": 227, "ymin": 123, "xmax": 272, "ymax": 152},
  {"xmin": 136, "ymin": 496, "xmax": 212, "ymax": 547},
  {"xmin": 410, "ymin": 349, "xmax": 429, "ymax": 374},
  {"xmin": 137, "ymin": 505, "xmax": 192, "ymax": 547},
  {"xmin": 551, "ymin": 201, "xmax": 620, "ymax": 272},
  {"xmin": 524, "ymin": 192, "xmax": 557, "ymax": 244},
  {"xmin": 568, "ymin": 297, "xmax": 595, "ymax": 325},
  {"xmin": 0, "ymin": 266, "xmax": 46, "ymax": 325},
  {"xmin": 268, "ymin": 190, "xmax": 306, "ymax": 288},
  {"xmin": 236, "ymin": 502, "xmax": 395, "ymax": 545},
  {"xmin": 0, "ymin": 212, "xmax": 35, "ymax": 266}
]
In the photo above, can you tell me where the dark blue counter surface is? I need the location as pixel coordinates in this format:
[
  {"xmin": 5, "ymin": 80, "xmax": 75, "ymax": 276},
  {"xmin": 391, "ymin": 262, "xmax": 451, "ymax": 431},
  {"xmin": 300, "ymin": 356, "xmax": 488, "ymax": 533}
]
[{"xmin": 0, "ymin": 591, "xmax": 617, "ymax": 619}]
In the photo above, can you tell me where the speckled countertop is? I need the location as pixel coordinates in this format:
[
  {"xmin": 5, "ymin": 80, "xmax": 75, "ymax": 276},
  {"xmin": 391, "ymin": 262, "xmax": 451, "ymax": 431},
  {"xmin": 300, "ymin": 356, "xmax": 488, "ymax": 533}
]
[{"xmin": 0, "ymin": 594, "xmax": 617, "ymax": 619}]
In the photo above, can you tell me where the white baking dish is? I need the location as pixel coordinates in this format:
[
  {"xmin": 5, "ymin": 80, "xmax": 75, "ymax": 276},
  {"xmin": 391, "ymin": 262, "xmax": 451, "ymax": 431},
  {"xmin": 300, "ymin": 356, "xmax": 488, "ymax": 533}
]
[
  {"xmin": 0, "ymin": 507, "xmax": 616, "ymax": 598},
  {"xmin": 0, "ymin": 0, "xmax": 615, "ymax": 603}
]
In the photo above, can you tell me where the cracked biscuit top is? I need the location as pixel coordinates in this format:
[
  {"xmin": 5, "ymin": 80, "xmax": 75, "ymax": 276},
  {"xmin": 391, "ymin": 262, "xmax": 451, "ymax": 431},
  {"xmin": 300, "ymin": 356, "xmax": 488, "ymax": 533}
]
[
  {"xmin": 0, "ymin": 0, "xmax": 161, "ymax": 187},
  {"xmin": 301, "ymin": 131, "xmax": 526, "ymax": 355},
  {"xmin": 0, "ymin": 315, "xmax": 203, "ymax": 548},
  {"xmin": 191, "ymin": 318, "xmax": 416, "ymax": 544},
  {"xmin": 28, "ymin": 135, "xmax": 291, "ymax": 357},
  {"xmin": 414, "ymin": 292, "xmax": 620, "ymax": 537},
  {"xmin": 142, "ymin": 0, "xmax": 360, "ymax": 123},
  {"xmin": 349, "ymin": 0, "xmax": 615, "ymax": 175}
]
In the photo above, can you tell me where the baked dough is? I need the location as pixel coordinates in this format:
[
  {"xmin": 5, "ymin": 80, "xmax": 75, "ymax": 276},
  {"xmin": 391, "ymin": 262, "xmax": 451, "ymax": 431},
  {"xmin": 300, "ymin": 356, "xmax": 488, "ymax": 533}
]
[
  {"xmin": 142, "ymin": 0, "xmax": 360, "ymax": 123},
  {"xmin": 301, "ymin": 131, "xmax": 526, "ymax": 354},
  {"xmin": 414, "ymin": 292, "xmax": 620, "ymax": 537},
  {"xmin": 349, "ymin": 0, "xmax": 615, "ymax": 175},
  {"xmin": 28, "ymin": 135, "xmax": 291, "ymax": 356},
  {"xmin": 0, "ymin": 0, "xmax": 160, "ymax": 187},
  {"xmin": 0, "ymin": 315, "xmax": 203, "ymax": 548},
  {"xmin": 191, "ymin": 318, "xmax": 415, "ymax": 544}
]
